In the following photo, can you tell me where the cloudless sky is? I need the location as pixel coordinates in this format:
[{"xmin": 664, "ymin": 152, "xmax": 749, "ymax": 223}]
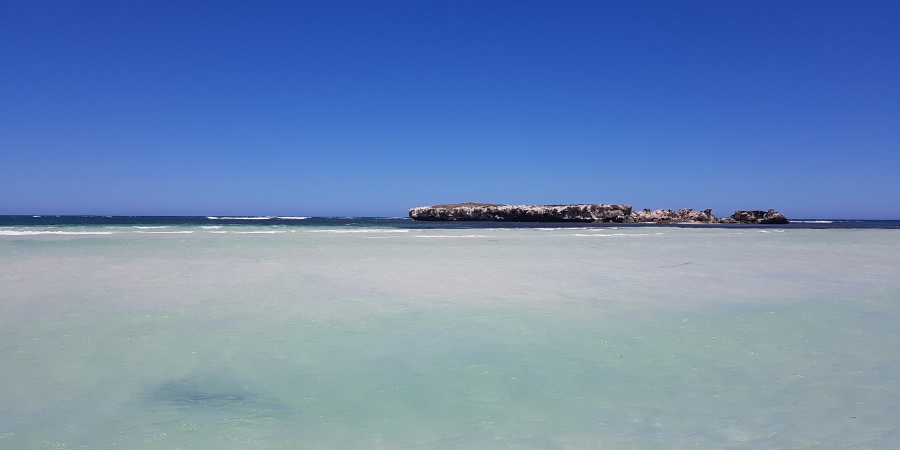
[{"xmin": 2, "ymin": 0, "xmax": 898, "ymax": 218}]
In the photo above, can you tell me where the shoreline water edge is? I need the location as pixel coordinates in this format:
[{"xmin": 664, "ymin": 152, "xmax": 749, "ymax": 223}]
[{"xmin": 409, "ymin": 203, "xmax": 789, "ymax": 224}]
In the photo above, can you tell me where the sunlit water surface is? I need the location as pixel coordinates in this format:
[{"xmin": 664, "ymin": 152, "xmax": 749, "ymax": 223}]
[{"xmin": 1, "ymin": 223, "xmax": 899, "ymax": 448}]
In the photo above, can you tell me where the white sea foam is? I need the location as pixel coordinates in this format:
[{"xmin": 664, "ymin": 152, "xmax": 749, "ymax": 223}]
[
  {"xmin": 535, "ymin": 226, "xmax": 614, "ymax": 231},
  {"xmin": 133, "ymin": 226, "xmax": 169, "ymax": 229},
  {"xmin": 207, "ymin": 216, "xmax": 274, "ymax": 220},
  {"xmin": 232, "ymin": 230, "xmax": 288, "ymax": 234},
  {"xmin": 570, "ymin": 233, "xmax": 657, "ymax": 237},
  {"xmin": 793, "ymin": 220, "xmax": 834, "ymax": 224},
  {"xmin": 414, "ymin": 234, "xmax": 488, "ymax": 238},
  {"xmin": 0, "ymin": 230, "xmax": 115, "ymax": 236},
  {"xmin": 201, "ymin": 226, "xmax": 221, "ymax": 229},
  {"xmin": 307, "ymin": 229, "xmax": 409, "ymax": 234},
  {"xmin": 275, "ymin": 216, "xmax": 310, "ymax": 220},
  {"xmin": 136, "ymin": 231, "xmax": 195, "ymax": 234}
]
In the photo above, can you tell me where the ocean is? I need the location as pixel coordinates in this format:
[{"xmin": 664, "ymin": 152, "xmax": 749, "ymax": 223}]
[{"xmin": 1, "ymin": 216, "xmax": 899, "ymax": 448}]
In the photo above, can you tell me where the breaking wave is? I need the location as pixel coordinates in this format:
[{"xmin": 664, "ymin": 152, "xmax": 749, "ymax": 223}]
[
  {"xmin": 570, "ymin": 233, "xmax": 659, "ymax": 237},
  {"xmin": 207, "ymin": 216, "xmax": 274, "ymax": 220},
  {"xmin": 307, "ymin": 229, "xmax": 409, "ymax": 234},
  {"xmin": 232, "ymin": 230, "xmax": 289, "ymax": 234},
  {"xmin": 414, "ymin": 234, "xmax": 488, "ymax": 238},
  {"xmin": 136, "ymin": 231, "xmax": 195, "ymax": 234},
  {"xmin": 0, "ymin": 230, "xmax": 115, "ymax": 236}
]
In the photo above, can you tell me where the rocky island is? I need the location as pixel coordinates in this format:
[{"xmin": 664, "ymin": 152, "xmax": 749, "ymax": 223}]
[{"xmin": 408, "ymin": 203, "xmax": 788, "ymax": 224}]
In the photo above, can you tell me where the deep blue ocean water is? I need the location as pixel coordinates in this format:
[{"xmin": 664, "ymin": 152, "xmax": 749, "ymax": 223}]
[{"xmin": 2, "ymin": 215, "xmax": 898, "ymax": 229}]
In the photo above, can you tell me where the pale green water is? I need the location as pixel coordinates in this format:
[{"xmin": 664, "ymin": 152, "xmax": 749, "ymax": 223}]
[{"xmin": 1, "ymin": 226, "xmax": 899, "ymax": 448}]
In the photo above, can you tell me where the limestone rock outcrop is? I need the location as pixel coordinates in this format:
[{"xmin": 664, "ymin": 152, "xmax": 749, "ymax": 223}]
[
  {"xmin": 408, "ymin": 203, "xmax": 789, "ymax": 224},
  {"xmin": 719, "ymin": 209, "xmax": 789, "ymax": 224},
  {"xmin": 408, "ymin": 203, "xmax": 632, "ymax": 223},
  {"xmin": 632, "ymin": 208, "xmax": 717, "ymax": 223}
]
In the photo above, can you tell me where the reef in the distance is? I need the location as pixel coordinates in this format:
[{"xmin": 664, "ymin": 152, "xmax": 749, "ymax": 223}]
[{"xmin": 408, "ymin": 203, "xmax": 788, "ymax": 224}]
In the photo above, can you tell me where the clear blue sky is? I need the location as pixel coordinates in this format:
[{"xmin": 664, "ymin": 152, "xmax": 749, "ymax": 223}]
[{"xmin": 2, "ymin": 0, "xmax": 898, "ymax": 218}]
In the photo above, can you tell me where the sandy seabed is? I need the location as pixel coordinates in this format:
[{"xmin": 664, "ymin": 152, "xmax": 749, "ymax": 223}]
[{"xmin": 2, "ymin": 225, "xmax": 899, "ymax": 448}]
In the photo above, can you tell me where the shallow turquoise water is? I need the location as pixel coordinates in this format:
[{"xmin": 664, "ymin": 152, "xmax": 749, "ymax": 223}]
[{"xmin": 1, "ymin": 226, "xmax": 899, "ymax": 448}]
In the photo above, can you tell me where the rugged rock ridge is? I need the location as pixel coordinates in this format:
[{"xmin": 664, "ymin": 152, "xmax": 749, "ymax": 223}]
[
  {"xmin": 631, "ymin": 208, "xmax": 717, "ymax": 223},
  {"xmin": 409, "ymin": 203, "xmax": 632, "ymax": 223},
  {"xmin": 409, "ymin": 203, "xmax": 789, "ymax": 224},
  {"xmin": 720, "ymin": 209, "xmax": 789, "ymax": 224}
]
